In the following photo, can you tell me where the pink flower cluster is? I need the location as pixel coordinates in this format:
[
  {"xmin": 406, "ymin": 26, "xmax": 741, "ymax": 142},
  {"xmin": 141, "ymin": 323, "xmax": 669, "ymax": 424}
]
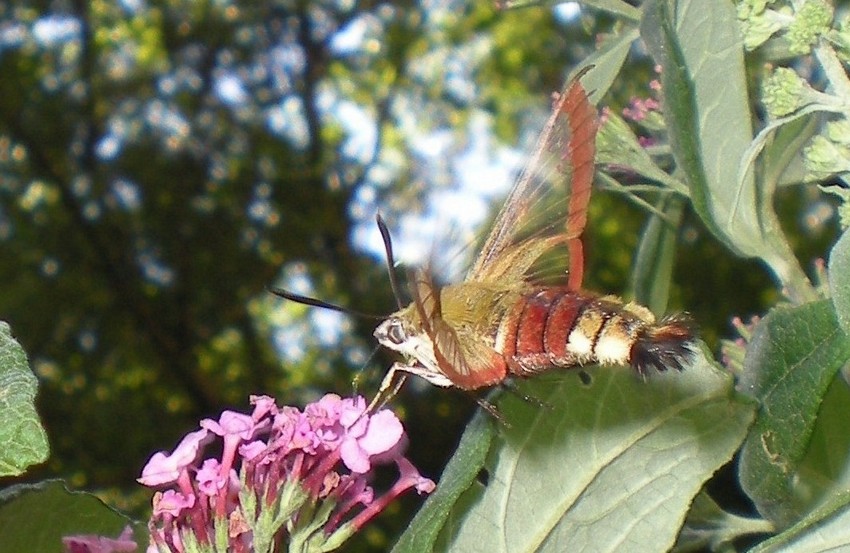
[
  {"xmin": 621, "ymin": 91, "xmax": 661, "ymax": 123},
  {"xmin": 137, "ymin": 394, "xmax": 434, "ymax": 553}
]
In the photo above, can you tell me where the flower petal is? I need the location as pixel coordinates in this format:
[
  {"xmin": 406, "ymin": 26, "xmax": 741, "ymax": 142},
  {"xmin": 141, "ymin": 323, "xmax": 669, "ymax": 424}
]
[
  {"xmin": 340, "ymin": 437, "xmax": 370, "ymax": 473},
  {"xmin": 357, "ymin": 410, "xmax": 403, "ymax": 456},
  {"xmin": 137, "ymin": 429, "xmax": 211, "ymax": 486}
]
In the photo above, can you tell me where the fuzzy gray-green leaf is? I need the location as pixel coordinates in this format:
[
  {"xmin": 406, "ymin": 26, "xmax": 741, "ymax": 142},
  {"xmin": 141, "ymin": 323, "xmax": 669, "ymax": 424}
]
[
  {"xmin": 433, "ymin": 351, "xmax": 754, "ymax": 552},
  {"xmin": 0, "ymin": 322, "xmax": 49, "ymax": 476}
]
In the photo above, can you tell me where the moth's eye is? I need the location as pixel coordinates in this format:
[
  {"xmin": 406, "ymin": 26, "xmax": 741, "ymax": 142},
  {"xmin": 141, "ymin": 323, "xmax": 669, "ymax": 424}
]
[{"xmin": 386, "ymin": 322, "xmax": 406, "ymax": 345}]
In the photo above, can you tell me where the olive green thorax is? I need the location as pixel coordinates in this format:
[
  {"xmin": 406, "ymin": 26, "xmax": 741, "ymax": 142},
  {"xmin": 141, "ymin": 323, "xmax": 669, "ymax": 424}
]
[{"xmin": 394, "ymin": 281, "xmax": 527, "ymax": 345}]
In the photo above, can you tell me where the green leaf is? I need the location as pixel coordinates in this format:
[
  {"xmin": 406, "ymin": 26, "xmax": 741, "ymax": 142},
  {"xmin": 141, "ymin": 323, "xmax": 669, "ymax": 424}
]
[
  {"xmin": 793, "ymin": 373, "xmax": 850, "ymax": 503},
  {"xmin": 595, "ymin": 110, "xmax": 688, "ymax": 195},
  {"xmin": 828, "ymin": 228, "xmax": 850, "ymax": 336},
  {"xmin": 640, "ymin": 0, "xmax": 816, "ymax": 302},
  {"xmin": 418, "ymin": 351, "xmax": 753, "ymax": 552},
  {"xmin": 578, "ymin": 27, "xmax": 639, "ymax": 106},
  {"xmin": 747, "ymin": 491, "xmax": 850, "ymax": 553},
  {"xmin": 641, "ymin": 0, "xmax": 754, "ymax": 255},
  {"xmin": 391, "ymin": 411, "xmax": 495, "ymax": 553},
  {"xmin": 738, "ymin": 300, "xmax": 850, "ymax": 527},
  {"xmin": 580, "ymin": 0, "xmax": 641, "ymax": 22},
  {"xmin": 0, "ymin": 480, "xmax": 141, "ymax": 553},
  {"xmin": 760, "ymin": 112, "xmax": 822, "ymax": 188},
  {"xmin": 0, "ymin": 321, "xmax": 49, "ymax": 476},
  {"xmin": 630, "ymin": 195, "xmax": 685, "ymax": 316}
]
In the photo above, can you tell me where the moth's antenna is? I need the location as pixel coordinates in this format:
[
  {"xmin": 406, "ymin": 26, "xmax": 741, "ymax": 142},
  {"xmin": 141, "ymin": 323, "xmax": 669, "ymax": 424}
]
[
  {"xmin": 268, "ymin": 287, "xmax": 382, "ymax": 319},
  {"xmin": 376, "ymin": 213, "xmax": 405, "ymax": 309}
]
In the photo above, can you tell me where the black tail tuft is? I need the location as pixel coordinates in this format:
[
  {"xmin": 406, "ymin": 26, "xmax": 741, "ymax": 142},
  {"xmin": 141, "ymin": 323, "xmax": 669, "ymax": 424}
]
[{"xmin": 630, "ymin": 315, "xmax": 696, "ymax": 376}]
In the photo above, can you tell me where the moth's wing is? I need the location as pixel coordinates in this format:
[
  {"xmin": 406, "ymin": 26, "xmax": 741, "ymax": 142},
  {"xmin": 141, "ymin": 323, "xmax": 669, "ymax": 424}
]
[
  {"xmin": 467, "ymin": 73, "xmax": 598, "ymax": 289},
  {"xmin": 411, "ymin": 270, "xmax": 506, "ymax": 390}
]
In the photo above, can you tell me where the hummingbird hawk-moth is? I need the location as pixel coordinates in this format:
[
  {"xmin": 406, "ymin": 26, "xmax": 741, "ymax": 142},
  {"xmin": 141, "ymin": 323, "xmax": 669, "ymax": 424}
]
[
  {"xmin": 368, "ymin": 72, "xmax": 694, "ymax": 406},
  {"xmin": 272, "ymin": 70, "xmax": 694, "ymax": 413}
]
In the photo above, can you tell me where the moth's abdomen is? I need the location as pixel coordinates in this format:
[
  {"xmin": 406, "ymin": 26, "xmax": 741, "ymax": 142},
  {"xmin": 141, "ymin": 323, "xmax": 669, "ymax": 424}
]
[{"xmin": 495, "ymin": 288, "xmax": 694, "ymax": 377}]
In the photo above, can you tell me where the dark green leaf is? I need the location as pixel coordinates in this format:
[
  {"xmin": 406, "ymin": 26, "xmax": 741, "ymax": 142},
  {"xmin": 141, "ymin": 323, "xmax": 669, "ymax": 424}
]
[
  {"xmin": 738, "ymin": 300, "xmax": 850, "ymax": 526},
  {"xmin": 0, "ymin": 321, "xmax": 49, "ymax": 476},
  {"xmin": 0, "ymin": 480, "xmax": 141, "ymax": 553}
]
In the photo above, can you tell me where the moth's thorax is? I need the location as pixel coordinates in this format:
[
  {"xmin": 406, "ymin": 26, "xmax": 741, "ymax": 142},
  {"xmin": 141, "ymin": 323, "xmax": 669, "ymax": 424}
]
[{"xmin": 438, "ymin": 282, "xmax": 524, "ymax": 331}]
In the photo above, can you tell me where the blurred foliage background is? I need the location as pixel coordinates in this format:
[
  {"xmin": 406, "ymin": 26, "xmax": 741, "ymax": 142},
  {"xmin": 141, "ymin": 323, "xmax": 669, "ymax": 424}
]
[{"xmin": 0, "ymin": 0, "xmax": 839, "ymax": 549}]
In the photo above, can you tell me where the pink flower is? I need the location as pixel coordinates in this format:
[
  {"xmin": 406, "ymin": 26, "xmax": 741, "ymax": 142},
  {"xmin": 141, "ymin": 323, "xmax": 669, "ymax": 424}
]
[
  {"xmin": 138, "ymin": 429, "xmax": 211, "ymax": 486},
  {"xmin": 306, "ymin": 394, "xmax": 344, "ymax": 427},
  {"xmin": 397, "ymin": 457, "xmax": 436, "ymax": 494},
  {"xmin": 337, "ymin": 449, "xmax": 436, "ymax": 535},
  {"xmin": 238, "ymin": 440, "xmax": 269, "ymax": 462},
  {"xmin": 201, "ymin": 410, "xmax": 260, "ymax": 441},
  {"xmin": 250, "ymin": 395, "xmax": 278, "ymax": 421},
  {"xmin": 196, "ymin": 458, "xmax": 227, "ymax": 496},
  {"xmin": 340, "ymin": 409, "xmax": 404, "ymax": 474},
  {"xmin": 288, "ymin": 414, "xmax": 320, "ymax": 454},
  {"xmin": 62, "ymin": 525, "xmax": 137, "ymax": 553},
  {"xmin": 152, "ymin": 490, "xmax": 195, "ymax": 517}
]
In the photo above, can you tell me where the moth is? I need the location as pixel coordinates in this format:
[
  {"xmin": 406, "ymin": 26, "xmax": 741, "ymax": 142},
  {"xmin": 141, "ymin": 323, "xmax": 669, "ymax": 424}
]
[
  {"xmin": 271, "ymin": 71, "xmax": 694, "ymax": 414},
  {"xmin": 368, "ymin": 72, "xmax": 694, "ymax": 410}
]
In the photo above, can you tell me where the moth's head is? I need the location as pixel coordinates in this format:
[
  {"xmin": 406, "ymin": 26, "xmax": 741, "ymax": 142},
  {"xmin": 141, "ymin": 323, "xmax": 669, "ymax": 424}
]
[
  {"xmin": 373, "ymin": 311, "xmax": 425, "ymax": 357},
  {"xmin": 373, "ymin": 309, "xmax": 456, "ymax": 389},
  {"xmin": 373, "ymin": 317, "xmax": 406, "ymax": 352}
]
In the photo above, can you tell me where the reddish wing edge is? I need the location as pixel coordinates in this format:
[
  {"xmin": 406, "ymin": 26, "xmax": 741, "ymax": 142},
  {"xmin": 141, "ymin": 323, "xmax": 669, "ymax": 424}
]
[
  {"xmin": 562, "ymin": 78, "xmax": 598, "ymax": 290},
  {"xmin": 468, "ymin": 70, "xmax": 599, "ymax": 290},
  {"xmin": 410, "ymin": 269, "xmax": 506, "ymax": 389}
]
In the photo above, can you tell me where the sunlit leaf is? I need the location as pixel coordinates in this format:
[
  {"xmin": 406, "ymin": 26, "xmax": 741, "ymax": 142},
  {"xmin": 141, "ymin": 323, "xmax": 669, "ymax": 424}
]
[
  {"xmin": 640, "ymin": 0, "xmax": 814, "ymax": 301},
  {"xmin": 399, "ymin": 351, "xmax": 753, "ymax": 552},
  {"xmin": 641, "ymin": 0, "xmax": 753, "ymax": 254},
  {"xmin": 0, "ymin": 322, "xmax": 48, "ymax": 476}
]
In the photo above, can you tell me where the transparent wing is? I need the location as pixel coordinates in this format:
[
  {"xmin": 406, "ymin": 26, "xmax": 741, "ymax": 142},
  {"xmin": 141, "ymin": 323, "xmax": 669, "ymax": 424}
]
[{"xmin": 467, "ymin": 72, "xmax": 598, "ymax": 290}]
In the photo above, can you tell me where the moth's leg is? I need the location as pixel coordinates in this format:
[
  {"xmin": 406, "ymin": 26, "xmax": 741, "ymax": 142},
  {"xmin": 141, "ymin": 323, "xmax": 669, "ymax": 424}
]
[
  {"xmin": 382, "ymin": 372, "xmax": 408, "ymax": 409},
  {"xmin": 470, "ymin": 395, "xmax": 510, "ymax": 428},
  {"xmin": 500, "ymin": 379, "xmax": 551, "ymax": 410},
  {"xmin": 367, "ymin": 363, "xmax": 408, "ymax": 412}
]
